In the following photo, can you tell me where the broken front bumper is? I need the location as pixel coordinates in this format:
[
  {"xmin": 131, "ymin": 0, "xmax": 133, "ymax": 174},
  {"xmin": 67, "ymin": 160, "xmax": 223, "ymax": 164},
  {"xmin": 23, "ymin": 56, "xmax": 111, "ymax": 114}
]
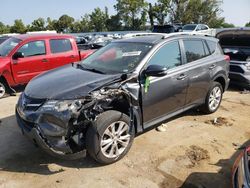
[{"xmin": 16, "ymin": 107, "xmax": 86, "ymax": 160}]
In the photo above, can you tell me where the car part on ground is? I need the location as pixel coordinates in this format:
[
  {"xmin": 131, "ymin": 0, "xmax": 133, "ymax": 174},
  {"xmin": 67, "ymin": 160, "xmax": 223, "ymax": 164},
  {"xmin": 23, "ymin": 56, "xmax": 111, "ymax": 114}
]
[
  {"xmin": 232, "ymin": 146, "xmax": 250, "ymax": 188},
  {"xmin": 217, "ymin": 28, "xmax": 250, "ymax": 90},
  {"xmin": 16, "ymin": 34, "xmax": 229, "ymax": 164}
]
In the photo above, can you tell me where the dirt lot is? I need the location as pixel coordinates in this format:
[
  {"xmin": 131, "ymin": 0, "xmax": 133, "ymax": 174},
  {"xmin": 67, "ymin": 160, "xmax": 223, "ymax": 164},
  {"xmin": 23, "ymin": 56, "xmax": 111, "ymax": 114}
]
[{"xmin": 0, "ymin": 88, "xmax": 250, "ymax": 188}]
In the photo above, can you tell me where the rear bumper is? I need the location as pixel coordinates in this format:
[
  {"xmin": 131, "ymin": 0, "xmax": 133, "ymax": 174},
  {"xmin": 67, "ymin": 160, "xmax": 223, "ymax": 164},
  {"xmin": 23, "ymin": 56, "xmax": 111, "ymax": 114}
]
[{"xmin": 229, "ymin": 72, "xmax": 250, "ymax": 89}]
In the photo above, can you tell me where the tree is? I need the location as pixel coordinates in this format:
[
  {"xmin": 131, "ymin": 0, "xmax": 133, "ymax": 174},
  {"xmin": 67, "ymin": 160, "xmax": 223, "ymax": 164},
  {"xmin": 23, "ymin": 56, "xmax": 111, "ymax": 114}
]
[
  {"xmin": 56, "ymin": 14, "xmax": 74, "ymax": 33},
  {"xmin": 30, "ymin": 18, "xmax": 46, "ymax": 31},
  {"xmin": 246, "ymin": 22, "xmax": 250, "ymax": 27},
  {"xmin": 10, "ymin": 19, "xmax": 26, "ymax": 33},
  {"xmin": 0, "ymin": 22, "xmax": 10, "ymax": 34},
  {"xmin": 221, "ymin": 22, "xmax": 235, "ymax": 28},
  {"xmin": 114, "ymin": 0, "xmax": 148, "ymax": 30},
  {"xmin": 106, "ymin": 14, "xmax": 123, "ymax": 31},
  {"xmin": 168, "ymin": 0, "xmax": 224, "ymax": 27},
  {"xmin": 46, "ymin": 17, "xmax": 58, "ymax": 31},
  {"xmin": 151, "ymin": 0, "xmax": 171, "ymax": 25},
  {"xmin": 89, "ymin": 7, "xmax": 108, "ymax": 32}
]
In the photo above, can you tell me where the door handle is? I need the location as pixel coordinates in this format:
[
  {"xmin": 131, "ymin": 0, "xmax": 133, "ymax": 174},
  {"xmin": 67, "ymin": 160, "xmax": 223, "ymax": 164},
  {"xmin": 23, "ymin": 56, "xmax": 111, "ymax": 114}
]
[
  {"xmin": 177, "ymin": 74, "xmax": 187, "ymax": 80},
  {"xmin": 41, "ymin": 59, "xmax": 48, "ymax": 63},
  {"xmin": 209, "ymin": 64, "xmax": 216, "ymax": 70}
]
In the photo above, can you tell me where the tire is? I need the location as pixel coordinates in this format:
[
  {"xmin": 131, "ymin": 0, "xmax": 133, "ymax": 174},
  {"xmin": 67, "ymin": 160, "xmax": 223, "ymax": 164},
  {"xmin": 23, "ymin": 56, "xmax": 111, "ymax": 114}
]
[
  {"xmin": 0, "ymin": 81, "xmax": 7, "ymax": 99},
  {"xmin": 201, "ymin": 82, "xmax": 223, "ymax": 114},
  {"xmin": 86, "ymin": 110, "xmax": 134, "ymax": 164}
]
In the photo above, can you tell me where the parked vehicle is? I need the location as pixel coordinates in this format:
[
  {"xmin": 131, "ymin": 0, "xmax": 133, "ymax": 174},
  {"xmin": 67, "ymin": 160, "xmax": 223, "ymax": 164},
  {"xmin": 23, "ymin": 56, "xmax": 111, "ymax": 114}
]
[
  {"xmin": 0, "ymin": 36, "xmax": 10, "ymax": 45},
  {"xmin": 216, "ymin": 28, "xmax": 250, "ymax": 89},
  {"xmin": 0, "ymin": 34, "xmax": 94, "ymax": 98},
  {"xmin": 232, "ymin": 145, "xmax": 250, "ymax": 188},
  {"xmin": 153, "ymin": 25, "xmax": 176, "ymax": 33},
  {"xmin": 16, "ymin": 33, "xmax": 230, "ymax": 164},
  {"xmin": 182, "ymin": 24, "xmax": 214, "ymax": 36}
]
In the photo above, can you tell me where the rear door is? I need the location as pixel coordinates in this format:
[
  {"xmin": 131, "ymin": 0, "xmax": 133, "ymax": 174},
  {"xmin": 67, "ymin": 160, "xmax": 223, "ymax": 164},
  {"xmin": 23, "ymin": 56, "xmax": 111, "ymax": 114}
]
[
  {"xmin": 11, "ymin": 40, "xmax": 47, "ymax": 84},
  {"xmin": 47, "ymin": 38, "xmax": 79, "ymax": 70},
  {"xmin": 141, "ymin": 40, "xmax": 188, "ymax": 127},
  {"xmin": 181, "ymin": 39, "xmax": 214, "ymax": 106}
]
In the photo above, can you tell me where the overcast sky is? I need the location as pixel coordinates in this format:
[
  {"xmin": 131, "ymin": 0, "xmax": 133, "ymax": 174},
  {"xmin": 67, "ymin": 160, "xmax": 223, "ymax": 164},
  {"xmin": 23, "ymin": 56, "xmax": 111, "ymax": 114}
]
[{"xmin": 0, "ymin": 0, "xmax": 249, "ymax": 27}]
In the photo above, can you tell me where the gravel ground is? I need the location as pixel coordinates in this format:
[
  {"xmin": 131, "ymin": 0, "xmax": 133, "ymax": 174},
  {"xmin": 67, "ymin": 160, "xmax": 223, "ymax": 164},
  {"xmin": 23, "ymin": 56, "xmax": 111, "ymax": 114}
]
[{"xmin": 0, "ymin": 88, "xmax": 249, "ymax": 188}]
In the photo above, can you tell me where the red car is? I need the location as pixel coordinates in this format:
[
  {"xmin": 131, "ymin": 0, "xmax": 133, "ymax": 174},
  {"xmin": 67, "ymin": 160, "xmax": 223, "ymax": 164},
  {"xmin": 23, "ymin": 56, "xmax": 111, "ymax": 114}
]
[{"xmin": 0, "ymin": 34, "xmax": 94, "ymax": 98}]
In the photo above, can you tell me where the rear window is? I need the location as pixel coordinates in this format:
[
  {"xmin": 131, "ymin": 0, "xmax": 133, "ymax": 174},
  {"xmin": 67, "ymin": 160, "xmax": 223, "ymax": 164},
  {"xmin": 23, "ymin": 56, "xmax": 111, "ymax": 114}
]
[
  {"xmin": 183, "ymin": 40, "xmax": 208, "ymax": 63},
  {"xmin": 50, "ymin": 39, "xmax": 72, "ymax": 54},
  {"xmin": 206, "ymin": 40, "xmax": 217, "ymax": 54}
]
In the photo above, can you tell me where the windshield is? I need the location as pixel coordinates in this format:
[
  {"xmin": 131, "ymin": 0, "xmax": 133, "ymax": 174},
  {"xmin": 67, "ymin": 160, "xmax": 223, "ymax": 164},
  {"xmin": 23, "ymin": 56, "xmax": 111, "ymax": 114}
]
[
  {"xmin": 183, "ymin": 24, "xmax": 197, "ymax": 31},
  {"xmin": 80, "ymin": 42, "xmax": 153, "ymax": 74},
  {"xmin": 0, "ymin": 37, "xmax": 22, "ymax": 56}
]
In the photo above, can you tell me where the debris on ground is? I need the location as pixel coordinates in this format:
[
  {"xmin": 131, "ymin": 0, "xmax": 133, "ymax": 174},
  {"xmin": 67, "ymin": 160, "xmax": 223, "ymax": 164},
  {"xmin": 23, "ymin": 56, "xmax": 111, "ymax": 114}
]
[
  {"xmin": 240, "ymin": 89, "xmax": 250, "ymax": 94},
  {"xmin": 205, "ymin": 117, "xmax": 233, "ymax": 127},
  {"xmin": 232, "ymin": 142, "xmax": 241, "ymax": 148},
  {"xmin": 156, "ymin": 124, "xmax": 168, "ymax": 132},
  {"xmin": 185, "ymin": 145, "xmax": 210, "ymax": 167}
]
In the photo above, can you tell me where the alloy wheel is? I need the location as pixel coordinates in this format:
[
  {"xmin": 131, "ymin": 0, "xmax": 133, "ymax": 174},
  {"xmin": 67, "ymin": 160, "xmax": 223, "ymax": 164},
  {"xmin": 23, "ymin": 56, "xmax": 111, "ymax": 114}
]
[
  {"xmin": 100, "ymin": 121, "xmax": 131, "ymax": 158},
  {"xmin": 208, "ymin": 86, "xmax": 222, "ymax": 111},
  {"xmin": 0, "ymin": 83, "xmax": 6, "ymax": 98}
]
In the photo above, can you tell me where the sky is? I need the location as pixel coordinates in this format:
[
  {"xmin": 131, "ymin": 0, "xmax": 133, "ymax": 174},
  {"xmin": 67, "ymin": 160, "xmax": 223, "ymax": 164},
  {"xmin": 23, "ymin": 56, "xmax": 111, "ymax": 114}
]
[{"xmin": 0, "ymin": 0, "xmax": 249, "ymax": 27}]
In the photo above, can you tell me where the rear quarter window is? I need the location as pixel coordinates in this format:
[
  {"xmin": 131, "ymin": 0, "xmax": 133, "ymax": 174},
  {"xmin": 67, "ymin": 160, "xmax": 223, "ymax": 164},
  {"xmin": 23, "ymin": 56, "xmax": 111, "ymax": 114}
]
[
  {"xmin": 183, "ymin": 39, "xmax": 208, "ymax": 63},
  {"xmin": 206, "ymin": 40, "xmax": 217, "ymax": 54},
  {"xmin": 50, "ymin": 39, "xmax": 72, "ymax": 54}
]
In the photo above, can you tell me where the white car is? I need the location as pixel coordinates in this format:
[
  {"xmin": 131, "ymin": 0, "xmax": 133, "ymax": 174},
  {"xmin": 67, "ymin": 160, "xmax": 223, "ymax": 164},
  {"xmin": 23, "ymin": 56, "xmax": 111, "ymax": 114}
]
[{"xmin": 182, "ymin": 24, "xmax": 215, "ymax": 36}]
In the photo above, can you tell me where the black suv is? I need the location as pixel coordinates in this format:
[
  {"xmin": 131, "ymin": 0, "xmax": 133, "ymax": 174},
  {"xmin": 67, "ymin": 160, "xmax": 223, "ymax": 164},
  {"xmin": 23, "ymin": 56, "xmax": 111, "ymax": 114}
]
[{"xmin": 16, "ymin": 34, "xmax": 230, "ymax": 164}]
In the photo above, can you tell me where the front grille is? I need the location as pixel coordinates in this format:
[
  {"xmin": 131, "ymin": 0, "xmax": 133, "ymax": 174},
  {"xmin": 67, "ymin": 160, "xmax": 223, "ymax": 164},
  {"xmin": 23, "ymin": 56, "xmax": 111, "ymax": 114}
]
[
  {"xmin": 230, "ymin": 65, "xmax": 244, "ymax": 74},
  {"xmin": 22, "ymin": 94, "xmax": 46, "ymax": 111}
]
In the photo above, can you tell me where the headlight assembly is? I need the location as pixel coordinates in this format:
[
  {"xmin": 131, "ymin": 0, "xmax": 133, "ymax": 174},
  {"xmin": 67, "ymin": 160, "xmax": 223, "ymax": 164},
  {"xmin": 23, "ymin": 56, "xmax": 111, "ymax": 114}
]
[{"xmin": 39, "ymin": 100, "xmax": 83, "ymax": 112}]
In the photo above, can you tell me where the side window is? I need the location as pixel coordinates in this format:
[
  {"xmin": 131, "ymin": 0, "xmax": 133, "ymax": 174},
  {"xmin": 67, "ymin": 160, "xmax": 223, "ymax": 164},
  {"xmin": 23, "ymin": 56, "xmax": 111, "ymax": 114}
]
[
  {"xmin": 183, "ymin": 40, "xmax": 207, "ymax": 63},
  {"xmin": 201, "ymin": 25, "xmax": 208, "ymax": 30},
  {"xmin": 50, "ymin": 39, "xmax": 72, "ymax": 54},
  {"xmin": 203, "ymin": 40, "xmax": 210, "ymax": 56},
  {"xmin": 147, "ymin": 41, "xmax": 182, "ymax": 69},
  {"xmin": 18, "ymin": 41, "xmax": 46, "ymax": 57},
  {"xmin": 206, "ymin": 40, "xmax": 216, "ymax": 54}
]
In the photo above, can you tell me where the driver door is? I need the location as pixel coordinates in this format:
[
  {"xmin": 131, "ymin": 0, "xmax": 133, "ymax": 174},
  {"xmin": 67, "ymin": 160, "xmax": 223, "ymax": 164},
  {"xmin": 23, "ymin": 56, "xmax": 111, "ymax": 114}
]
[
  {"xmin": 141, "ymin": 40, "xmax": 188, "ymax": 128},
  {"xmin": 12, "ymin": 40, "xmax": 48, "ymax": 84}
]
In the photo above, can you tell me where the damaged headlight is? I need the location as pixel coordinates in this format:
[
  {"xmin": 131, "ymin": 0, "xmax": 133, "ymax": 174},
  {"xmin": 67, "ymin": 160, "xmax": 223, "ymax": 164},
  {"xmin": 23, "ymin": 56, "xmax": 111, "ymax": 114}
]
[{"xmin": 39, "ymin": 100, "xmax": 83, "ymax": 112}]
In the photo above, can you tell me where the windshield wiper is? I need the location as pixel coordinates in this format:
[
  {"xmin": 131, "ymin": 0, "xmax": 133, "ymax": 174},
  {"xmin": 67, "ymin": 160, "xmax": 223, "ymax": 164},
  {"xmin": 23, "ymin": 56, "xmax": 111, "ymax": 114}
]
[{"xmin": 76, "ymin": 63, "xmax": 105, "ymax": 74}]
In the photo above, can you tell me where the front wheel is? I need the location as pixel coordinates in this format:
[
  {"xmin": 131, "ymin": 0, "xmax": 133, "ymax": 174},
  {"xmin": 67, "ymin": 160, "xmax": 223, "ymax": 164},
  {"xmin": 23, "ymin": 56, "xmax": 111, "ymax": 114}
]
[
  {"xmin": 201, "ymin": 82, "xmax": 223, "ymax": 114},
  {"xmin": 86, "ymin": 110, "xmax": 134, "ymax": 164}
]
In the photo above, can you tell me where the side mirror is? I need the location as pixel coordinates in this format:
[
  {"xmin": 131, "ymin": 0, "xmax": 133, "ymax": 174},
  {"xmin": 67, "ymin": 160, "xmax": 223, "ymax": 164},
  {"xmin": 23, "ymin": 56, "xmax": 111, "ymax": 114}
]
[
  {"xmin": 144, "ymin": 65, "xmax": 168, "ymax": 77},
  {"xmin": 13, "ymin": 52, "xmax": 24, "ymax": 60}
]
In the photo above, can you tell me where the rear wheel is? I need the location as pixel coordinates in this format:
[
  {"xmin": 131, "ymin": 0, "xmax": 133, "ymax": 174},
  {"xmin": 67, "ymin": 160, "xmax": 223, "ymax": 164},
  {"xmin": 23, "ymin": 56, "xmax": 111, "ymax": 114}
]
[
  {"xmin": 86, "ymin": 110, "xmax": 134, "ymax": 164},
  {"xmin": 201, "ymin": 82, "xmax": 223, "ymax": 114},
  {"xmin": 0, "ymin": 81, "xmax": 6, "ymax": 99}
]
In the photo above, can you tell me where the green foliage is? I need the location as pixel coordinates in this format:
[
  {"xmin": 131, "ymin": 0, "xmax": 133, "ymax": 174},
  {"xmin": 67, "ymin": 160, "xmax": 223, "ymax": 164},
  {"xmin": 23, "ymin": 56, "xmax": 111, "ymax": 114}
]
[
  {"xmin": 1, "ymin": 0, "xmax": 229, "ymax": 33},
  {"xmin": 56, "ymin": 15, "xmax": 75, "ymax": 33},
  {"xmin": 10, "ymin": 19, "xmax": 26, "ymax": 34},
  {"xmin": 115, "ymin": 0, "xmax": 148, "ymax": 30},
  {"xmin": 89, "ymin": 7, "xmax": 108, "ymax": 32},
  {"xmin": 30, "ymin": 18, "xmax": 46, "ymax": 31},
  {"xmin": 246, "ymin": 22, "xmax": 250, "ymax": 27},
  {"xmin": 0, "ymin": 22, "xmax": 10, "ymax": 34},
  {"xmin": 221, "ymin": 22, "xmax": 235, "ymax": 28}
]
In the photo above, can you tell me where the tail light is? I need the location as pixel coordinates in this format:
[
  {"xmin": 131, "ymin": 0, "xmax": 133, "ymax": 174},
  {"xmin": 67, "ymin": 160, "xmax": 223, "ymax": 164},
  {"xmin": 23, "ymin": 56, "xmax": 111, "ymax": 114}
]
[{"xmin": 224, "ymin": 55, "xmax": 230, "ymax": 63}]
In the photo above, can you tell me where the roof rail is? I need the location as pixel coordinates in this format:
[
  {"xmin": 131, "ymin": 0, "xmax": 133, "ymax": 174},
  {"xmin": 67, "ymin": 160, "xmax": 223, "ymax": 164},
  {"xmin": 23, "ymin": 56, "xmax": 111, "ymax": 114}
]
[{"xmin": 122, "ymin": 32, "xmax": 212, "ymax": 39}]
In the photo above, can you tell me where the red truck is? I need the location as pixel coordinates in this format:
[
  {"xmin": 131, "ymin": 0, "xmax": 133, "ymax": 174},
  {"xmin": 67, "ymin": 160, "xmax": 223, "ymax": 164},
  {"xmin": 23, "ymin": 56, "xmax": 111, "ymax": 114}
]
[{"xmin": 0, "ymin": 34, "xmax": 94, "ymax": 98}]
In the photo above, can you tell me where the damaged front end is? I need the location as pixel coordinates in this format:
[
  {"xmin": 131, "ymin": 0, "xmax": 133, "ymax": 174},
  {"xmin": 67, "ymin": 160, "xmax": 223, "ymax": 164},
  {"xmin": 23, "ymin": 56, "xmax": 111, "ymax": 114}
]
[{"xmin": 16, "ymin": 82, "xmax": 139, "ymax": 159}]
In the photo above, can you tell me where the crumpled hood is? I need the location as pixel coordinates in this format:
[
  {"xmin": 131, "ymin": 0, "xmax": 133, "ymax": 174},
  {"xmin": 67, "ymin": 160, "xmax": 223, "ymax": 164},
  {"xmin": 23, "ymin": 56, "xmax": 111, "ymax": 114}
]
[{"xmin": 25, "ymin": 64, "xmax": 120, "ymax": 100}]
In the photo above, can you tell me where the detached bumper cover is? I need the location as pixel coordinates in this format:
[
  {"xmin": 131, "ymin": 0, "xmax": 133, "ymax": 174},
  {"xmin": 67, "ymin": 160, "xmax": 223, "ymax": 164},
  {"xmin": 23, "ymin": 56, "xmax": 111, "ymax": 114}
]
[{"xmin": 16, "ymin": 108, "xmax": 86, "ymax": 160}]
